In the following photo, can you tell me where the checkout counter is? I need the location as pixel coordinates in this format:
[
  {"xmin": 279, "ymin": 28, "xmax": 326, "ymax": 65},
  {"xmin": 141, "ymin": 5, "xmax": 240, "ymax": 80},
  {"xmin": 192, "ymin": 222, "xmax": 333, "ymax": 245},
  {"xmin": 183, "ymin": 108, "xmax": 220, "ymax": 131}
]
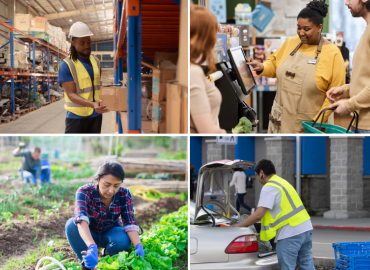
[{"xmin": 210, "ymin": 46, "xmax": 258, "ymax": 132}]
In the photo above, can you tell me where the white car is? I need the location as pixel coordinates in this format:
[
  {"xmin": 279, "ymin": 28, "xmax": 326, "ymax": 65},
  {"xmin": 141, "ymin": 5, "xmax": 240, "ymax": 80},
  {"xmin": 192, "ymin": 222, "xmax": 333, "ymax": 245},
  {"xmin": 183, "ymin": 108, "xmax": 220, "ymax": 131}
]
[{"xmin": 190, "ymin": 159, "xmax": 279, "ymax": 270}]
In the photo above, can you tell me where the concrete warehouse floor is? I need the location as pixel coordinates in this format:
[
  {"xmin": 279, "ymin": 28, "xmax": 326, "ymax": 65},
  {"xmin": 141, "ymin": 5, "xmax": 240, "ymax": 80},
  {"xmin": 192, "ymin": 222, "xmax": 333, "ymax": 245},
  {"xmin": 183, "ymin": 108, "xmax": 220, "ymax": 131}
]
[{"xmin": 0, "ymin": 98, "xmax": 112, "ymax": 134}]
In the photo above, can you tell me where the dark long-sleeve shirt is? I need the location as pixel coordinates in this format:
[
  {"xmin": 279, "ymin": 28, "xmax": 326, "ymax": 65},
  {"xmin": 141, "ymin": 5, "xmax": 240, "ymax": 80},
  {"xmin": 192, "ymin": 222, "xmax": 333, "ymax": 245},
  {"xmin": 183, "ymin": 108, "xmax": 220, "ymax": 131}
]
[{"xmin": 15, "ymin": 150, "xmax": 42, "ymax": 179}]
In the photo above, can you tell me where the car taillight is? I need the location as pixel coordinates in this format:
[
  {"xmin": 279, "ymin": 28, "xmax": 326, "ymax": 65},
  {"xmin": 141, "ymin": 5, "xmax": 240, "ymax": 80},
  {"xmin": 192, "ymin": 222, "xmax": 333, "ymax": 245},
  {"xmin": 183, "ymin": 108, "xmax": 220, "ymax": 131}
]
[{"xmin": 225, "ymin": 235, "xmax": 258, "ymax": 254}]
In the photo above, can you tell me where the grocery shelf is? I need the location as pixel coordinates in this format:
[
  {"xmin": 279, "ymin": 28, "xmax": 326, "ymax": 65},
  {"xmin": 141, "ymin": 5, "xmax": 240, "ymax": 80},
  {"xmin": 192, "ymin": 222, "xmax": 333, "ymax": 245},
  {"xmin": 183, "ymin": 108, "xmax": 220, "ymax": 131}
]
[
  {"xmin": 0, "ymin": 18, "xmax": 67, "ymax": 113},
  {"xmin": 114, "ymin": 0, "xmax": 180, "ymax": 133}
]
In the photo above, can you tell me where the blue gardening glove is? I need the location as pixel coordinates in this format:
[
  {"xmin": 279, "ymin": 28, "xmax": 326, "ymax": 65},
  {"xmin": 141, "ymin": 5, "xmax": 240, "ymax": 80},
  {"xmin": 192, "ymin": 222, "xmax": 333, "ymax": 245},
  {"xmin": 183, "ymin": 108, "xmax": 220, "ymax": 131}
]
[
  {"xmin": 135, "ymin": 243, "xmax": 145, "ymax": 258},
  {"xmin": 83, "ymin": 244, "xmax": 98, "ymax": 269}
]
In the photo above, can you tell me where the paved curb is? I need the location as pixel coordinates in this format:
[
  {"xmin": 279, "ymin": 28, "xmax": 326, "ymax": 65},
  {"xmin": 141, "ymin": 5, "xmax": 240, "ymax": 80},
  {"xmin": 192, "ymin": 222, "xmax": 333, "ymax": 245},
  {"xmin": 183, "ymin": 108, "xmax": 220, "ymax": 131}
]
[
  {"xmin": 313, "ymin": 257, "xmax": 336, "ymax": 267},
  {"xmin": 313, "ymin": 225, "xmax": 370, "ymax": 231}
]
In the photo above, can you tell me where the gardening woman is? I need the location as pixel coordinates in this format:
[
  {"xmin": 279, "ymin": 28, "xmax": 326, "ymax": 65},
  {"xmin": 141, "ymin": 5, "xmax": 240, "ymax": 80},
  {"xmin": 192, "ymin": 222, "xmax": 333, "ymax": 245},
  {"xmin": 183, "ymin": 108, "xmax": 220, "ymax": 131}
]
[{"xmin": 65, "ymin": 161, "xmax": 144, "ymax": 269}]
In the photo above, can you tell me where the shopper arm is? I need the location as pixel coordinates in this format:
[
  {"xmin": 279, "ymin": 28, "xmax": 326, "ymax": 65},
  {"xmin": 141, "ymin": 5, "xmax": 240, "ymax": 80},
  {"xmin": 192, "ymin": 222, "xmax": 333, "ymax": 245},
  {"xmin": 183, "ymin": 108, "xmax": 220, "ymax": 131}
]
[
  {"xmin": 342, "ymin": 85, "xmax": 350, "ymax": 98},
  {"xmin": 345, "ymin": 83, "xmax": 370, "ymax": 112},
  {"xmin": 192, "ymin": 112, "xmax": 226, "ymax": 133},
  {"xmin": 230, "ymin": 207, "xmax": 267, "ymax": 228},
  {"xmin": 77, "ymin": 220, "xmax": 96, "ymax": 247}
]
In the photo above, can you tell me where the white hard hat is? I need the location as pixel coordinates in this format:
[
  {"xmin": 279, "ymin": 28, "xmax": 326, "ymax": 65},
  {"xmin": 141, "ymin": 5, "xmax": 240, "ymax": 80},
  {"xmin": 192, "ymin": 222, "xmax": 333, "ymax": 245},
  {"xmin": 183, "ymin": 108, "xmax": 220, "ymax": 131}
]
[{"xmin": 68, "ymin": 22, "xmax": 94, "ymax": 38}]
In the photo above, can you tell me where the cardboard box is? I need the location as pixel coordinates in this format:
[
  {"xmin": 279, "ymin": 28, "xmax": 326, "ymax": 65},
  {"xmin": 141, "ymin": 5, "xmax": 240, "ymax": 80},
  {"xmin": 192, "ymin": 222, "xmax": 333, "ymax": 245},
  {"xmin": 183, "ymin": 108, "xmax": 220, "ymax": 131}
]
[
  {"xmin": 152, "ymin": 100, "xmax": 166, "ymax": 133},
  {"xmin": 154, "ymin": 52, "xmax": 178, "ymax": 67},
  {"xmin": 166, "ymin": 82, "xmax": 188, "ymax": 134},
  {"xmin": 152, "ymin": 69, "xmax": 177, "ymax": 101},
  {"xmin": 152, "ymin": 119, "xmax": 167, "ymax": 134},
  {"xmin": 30, "ymin": 17, "xmax": 47, "ymax": 32},
  {"xmin": 15, "ymin": 14, "xmax": 32, "ymax": 31},
  {"xmin": 142, "ymin": 61, "xmax": 177, "ymax": 101},
  {"xmin": 100, "ymin": 86, "xmax": 127, "ymax": 112}
]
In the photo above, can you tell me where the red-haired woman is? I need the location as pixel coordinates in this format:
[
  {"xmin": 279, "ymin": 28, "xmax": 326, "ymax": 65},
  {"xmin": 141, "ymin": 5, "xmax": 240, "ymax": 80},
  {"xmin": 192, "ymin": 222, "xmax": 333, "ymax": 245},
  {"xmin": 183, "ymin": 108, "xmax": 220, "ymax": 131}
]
[{"xmin": 190, "ymin": 5, "xmax": 226, "ymax": 134}]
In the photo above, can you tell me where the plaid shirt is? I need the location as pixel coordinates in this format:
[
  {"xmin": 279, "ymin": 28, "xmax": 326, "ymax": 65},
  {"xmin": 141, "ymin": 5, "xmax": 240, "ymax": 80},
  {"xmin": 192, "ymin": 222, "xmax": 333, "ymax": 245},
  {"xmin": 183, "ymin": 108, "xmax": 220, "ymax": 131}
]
[{"xmin": 73, "ymin": 184, "xmax": 140, "ymax": 233}]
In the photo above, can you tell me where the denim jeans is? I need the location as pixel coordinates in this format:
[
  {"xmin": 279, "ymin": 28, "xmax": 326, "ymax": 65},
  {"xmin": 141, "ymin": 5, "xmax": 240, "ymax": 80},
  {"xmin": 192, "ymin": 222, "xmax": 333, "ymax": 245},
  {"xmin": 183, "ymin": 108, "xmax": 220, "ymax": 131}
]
[
  {"xmin": 276, "ymin": 231, "xmax": 314, "ymax": 270},
  {"xmin": 236, "ymin": 193, "xmax": 251, "ymax": 213},
  {"xmin": 65, "ymin": 218, "xmax": 131, "ymax": 261},
  {"xmin": 22, "ymin": 167, "xmax": 51, "ymax": 184},
  {"xmin": 351, "ymin": 126, "xmax": 370, "ymax": 133}
]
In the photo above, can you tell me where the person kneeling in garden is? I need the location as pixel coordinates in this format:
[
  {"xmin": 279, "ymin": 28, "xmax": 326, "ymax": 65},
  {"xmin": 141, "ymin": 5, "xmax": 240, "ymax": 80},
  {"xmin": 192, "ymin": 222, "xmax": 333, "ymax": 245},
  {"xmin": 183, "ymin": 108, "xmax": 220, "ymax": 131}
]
[{"xmin": 65, "ymin": 161, "xmax": 144, "ymax": 269}]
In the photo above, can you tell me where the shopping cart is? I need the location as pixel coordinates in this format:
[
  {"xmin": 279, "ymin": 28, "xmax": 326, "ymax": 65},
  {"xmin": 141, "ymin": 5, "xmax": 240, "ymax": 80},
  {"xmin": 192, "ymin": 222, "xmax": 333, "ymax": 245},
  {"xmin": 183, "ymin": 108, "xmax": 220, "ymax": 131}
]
[
  {"xmin": 302, "ymin": 108, "xmax": 358, "ymax": 134},
  {"xmin": 333, "ymin": 241, "xmax": 370, "ymax": 270}
]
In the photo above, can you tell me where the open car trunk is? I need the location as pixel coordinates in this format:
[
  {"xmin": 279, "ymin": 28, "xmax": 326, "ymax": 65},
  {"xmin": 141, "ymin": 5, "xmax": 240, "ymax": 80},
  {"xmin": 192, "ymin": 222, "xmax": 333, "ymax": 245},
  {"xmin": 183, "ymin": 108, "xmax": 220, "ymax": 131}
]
[{"xmin": 194, "ymin": 159, "xmax": 255, "ymax": 225}]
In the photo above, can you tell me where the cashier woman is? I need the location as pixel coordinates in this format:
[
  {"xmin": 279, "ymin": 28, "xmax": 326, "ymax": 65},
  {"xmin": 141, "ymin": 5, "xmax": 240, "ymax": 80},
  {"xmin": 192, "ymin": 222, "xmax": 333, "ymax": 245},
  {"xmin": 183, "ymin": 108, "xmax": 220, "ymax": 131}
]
[{"xmin": 247, "ymin": 0, "xmax": 345, "ymax": 133}]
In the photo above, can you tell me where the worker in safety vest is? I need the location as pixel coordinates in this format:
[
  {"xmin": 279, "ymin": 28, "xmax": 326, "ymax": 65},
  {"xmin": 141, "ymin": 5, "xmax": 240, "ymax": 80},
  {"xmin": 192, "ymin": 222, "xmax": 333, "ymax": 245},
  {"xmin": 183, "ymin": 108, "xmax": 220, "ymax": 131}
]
[
  {"xmin": 230, "ymin": 159, "xmax": 314, "ymax": 270},
  {"xmin": 59, "ymin": 22, "xmax": 109, "ymax": 133}
]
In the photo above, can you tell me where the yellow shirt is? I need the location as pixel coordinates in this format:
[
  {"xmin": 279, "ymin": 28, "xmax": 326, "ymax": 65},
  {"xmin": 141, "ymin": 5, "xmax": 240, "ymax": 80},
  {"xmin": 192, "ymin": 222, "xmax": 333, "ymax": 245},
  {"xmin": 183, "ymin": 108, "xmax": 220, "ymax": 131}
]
[{"xmin": 261, "ymin": 35, "xmax": 346, "ymax": 122}]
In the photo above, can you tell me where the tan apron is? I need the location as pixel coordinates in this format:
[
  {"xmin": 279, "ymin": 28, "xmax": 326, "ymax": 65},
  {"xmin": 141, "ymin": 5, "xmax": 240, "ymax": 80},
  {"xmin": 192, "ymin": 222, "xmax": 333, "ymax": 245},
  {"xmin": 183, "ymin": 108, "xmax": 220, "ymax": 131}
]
[{"xmin": 268, "ymin": 37, "xmax": 333, "ymax": 133}]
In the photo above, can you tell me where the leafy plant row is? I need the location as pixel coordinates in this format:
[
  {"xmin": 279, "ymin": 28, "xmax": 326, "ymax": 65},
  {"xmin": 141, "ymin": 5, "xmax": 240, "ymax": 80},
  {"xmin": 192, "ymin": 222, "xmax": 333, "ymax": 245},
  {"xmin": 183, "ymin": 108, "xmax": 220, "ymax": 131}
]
[{"xmin": 48, "ymin": 204, "xmax": 188, "ymax": 270}]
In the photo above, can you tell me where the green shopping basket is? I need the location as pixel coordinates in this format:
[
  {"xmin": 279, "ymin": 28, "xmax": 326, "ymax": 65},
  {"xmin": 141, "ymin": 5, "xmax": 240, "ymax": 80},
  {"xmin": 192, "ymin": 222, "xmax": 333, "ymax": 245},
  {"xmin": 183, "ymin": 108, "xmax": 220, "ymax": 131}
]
[{"xmin": 302, "ymin": 108, "xmax": 359, "ymax": 134}]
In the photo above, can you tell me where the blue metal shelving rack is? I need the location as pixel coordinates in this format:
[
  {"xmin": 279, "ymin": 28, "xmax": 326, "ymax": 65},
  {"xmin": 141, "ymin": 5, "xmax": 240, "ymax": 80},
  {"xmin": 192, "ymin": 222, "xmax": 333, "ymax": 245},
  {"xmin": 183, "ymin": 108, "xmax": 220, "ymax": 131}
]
[
  {"xmin": 0, "ymin": 18, "xmax": 68, "ymax": 114},
  {"xmin": 113, "ymin": 0, "xmax": 180, "ymax": 133}
]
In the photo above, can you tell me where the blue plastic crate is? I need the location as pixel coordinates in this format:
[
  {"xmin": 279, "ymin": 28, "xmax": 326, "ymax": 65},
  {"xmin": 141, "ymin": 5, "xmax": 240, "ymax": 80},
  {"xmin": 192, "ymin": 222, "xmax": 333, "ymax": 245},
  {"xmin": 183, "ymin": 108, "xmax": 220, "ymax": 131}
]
[{"xmin": 333, "ymin": 242, "xmax": 370, "ymax": 270}]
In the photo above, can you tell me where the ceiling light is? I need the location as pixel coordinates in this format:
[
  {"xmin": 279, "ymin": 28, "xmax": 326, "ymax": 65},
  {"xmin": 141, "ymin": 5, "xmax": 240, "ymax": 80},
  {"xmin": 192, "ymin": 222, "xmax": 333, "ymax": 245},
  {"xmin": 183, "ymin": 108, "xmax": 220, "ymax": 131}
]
[
  {"xmin": 69, "ymin": 19, "xmax": 72, "ymax": 22},
  {"xmin": 102, "ymin": 5, "xmax": 105, "ymax": 9},
  {"xmin": 60, "ymin": 8, "xmax": 63, "ymax": 11},
  {"xmin": 105, "ymin": 26, "xmax": 107, "ymax": 28}
]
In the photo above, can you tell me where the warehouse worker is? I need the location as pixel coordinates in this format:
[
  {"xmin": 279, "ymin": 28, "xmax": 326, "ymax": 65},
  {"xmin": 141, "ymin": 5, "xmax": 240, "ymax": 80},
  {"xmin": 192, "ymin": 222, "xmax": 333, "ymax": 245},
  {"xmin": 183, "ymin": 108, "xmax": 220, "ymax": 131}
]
[
  {"xmin": 231, "ymin": 159, "xmax": 314, "ymax": 270},
  {"xmin": 59, "ymin": 22, "xmax": 109, "ymax": 134},
  {"xmin": 65, "ymin": 161, "xmax": 144, "ymax": 269},
  {"xmin": 13, "ymin": 145, "xmax": 51, "ymax": 185},
  {"xmin": 247, "ymin": 0, "xmax": 345, "ymax": 133},
  {"xmin": 327, "ymin": 0, "xmax": 370, "ymax": 133}
]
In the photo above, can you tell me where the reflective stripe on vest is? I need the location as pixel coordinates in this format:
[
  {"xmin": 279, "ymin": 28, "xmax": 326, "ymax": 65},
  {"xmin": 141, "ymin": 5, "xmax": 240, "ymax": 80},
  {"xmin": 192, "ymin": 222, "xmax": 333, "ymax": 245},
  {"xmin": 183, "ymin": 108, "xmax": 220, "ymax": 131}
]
[
  {"xmin": 260, "ymin": 180, "xmax": 306, "ymax": 232},
  {"xmin": 63, "ymin": 55, "xmax": 101, "ymax": 117}
]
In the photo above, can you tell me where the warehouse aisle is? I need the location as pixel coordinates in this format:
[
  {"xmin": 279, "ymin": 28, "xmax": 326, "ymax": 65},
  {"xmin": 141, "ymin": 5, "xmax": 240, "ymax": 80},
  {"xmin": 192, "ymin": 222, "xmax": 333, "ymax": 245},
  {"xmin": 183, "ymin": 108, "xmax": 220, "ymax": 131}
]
[{"xmin": 0, "ymin": 99, "xmax": 112, "ymax": 134}]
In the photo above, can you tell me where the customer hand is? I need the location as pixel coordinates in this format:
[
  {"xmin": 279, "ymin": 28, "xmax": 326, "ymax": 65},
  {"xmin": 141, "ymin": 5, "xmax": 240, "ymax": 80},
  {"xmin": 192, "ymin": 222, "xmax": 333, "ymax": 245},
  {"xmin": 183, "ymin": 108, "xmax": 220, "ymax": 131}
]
[
  {"xmin": 83, "ymin": 244, "xmax": 98, "ymax": 269},
  {"xmin": 329, "ymin": 100, "xmax": 350, "ymax": 115},
  {"xmin": 93, "ymin": 100, "xmax": 110, "ymax": 114},
  {"xmin": 230, "ymin": 224, "xmax": 240, "ymax": 228},
  {"xmin": 298, "ymin": 127, "xmax": 305, "ymax": 133},
  {"xmin": 327, "ymin": 87, "xmax": 344, "ymax": 103},
  {"xmin": 135, "ymin": 243, "xmax": 145, "ymax": 258},
  {"xmin": 246, "ymin": 57, "xmax": 264, "ymax": 72}
]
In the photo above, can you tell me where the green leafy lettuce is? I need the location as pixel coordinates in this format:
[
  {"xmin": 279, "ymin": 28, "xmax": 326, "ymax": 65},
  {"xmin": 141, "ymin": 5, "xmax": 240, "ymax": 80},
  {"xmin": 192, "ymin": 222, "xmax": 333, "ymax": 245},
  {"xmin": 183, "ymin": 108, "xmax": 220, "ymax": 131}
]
[{"xmin": 96, "ymin": 204, "xmax": 188, "ymax": 270}]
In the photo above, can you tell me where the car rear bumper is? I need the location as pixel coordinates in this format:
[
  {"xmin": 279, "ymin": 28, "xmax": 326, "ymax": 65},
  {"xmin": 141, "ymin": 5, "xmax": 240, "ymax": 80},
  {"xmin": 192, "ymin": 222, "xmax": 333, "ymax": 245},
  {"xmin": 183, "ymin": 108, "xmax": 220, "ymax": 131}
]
[{"xmin": 190, "ymin": 254, "xmax": 279, "ymax": 270}]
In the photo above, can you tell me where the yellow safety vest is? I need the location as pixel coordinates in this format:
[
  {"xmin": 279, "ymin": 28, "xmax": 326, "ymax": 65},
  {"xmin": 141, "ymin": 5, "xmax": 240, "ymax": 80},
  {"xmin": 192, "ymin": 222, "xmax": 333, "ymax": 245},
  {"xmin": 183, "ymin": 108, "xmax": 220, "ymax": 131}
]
[
  {"xmin": 63, "ymin": 55, "xmax": 101, "ymax": 117},
  {"xmin": 260, "ymin": 175, "xmax": 310, "ymax": 241}
]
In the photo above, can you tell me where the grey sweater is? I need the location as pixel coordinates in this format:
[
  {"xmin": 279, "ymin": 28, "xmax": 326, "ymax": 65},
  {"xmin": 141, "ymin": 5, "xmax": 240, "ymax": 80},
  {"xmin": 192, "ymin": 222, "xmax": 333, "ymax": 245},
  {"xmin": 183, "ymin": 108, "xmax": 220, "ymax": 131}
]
[{"xmin": 15, "ymin": 150, "xmax": 42, "ymax": 179}]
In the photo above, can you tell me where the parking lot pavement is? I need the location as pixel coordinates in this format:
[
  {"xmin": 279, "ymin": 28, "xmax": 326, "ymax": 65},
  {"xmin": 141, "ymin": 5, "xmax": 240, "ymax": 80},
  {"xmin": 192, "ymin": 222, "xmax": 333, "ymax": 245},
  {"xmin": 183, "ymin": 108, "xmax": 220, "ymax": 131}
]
[{"xmin": 311, "ymin": 229, "xmax": 370, "ymax": 258}]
